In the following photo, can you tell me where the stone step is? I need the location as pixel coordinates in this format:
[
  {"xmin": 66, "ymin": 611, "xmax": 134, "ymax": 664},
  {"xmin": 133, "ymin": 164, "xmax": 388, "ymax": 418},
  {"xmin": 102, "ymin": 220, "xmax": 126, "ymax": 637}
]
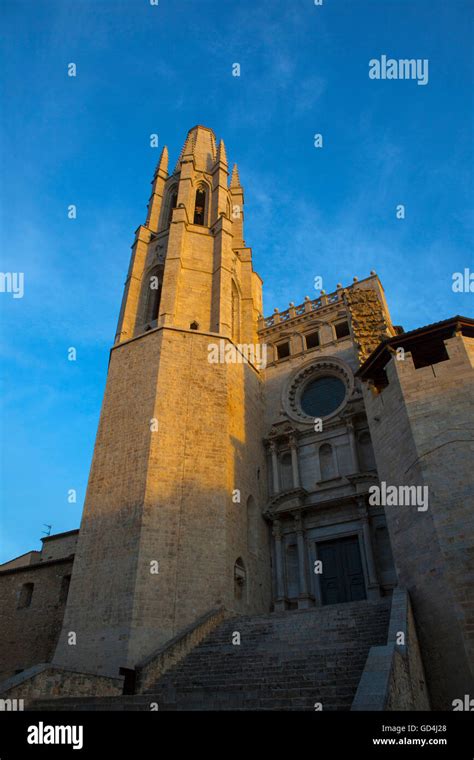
[{"xmin": 29, "ymin": 598, "xmax": 392, "ymax": 712}]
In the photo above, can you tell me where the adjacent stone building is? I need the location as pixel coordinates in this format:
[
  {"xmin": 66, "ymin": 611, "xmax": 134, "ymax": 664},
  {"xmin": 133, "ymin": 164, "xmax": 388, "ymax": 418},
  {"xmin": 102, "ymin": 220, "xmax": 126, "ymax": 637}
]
[
  {"xmin": 0, "ymin": 531, "xmax": 77, "ymax": 682},
  {"xmin": 357, "ymin": 317, "xmax": 474, "ymax": 709},
  {"xmin": 0, "ymin": 126, "xmax": 472, "ymax": 709}
]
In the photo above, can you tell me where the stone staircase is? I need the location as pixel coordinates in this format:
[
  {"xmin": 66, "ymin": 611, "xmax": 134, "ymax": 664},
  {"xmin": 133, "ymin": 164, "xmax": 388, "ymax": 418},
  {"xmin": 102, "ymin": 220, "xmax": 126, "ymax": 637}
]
[{"xmin": 31, "ymin": 598, "xmax": 391, "ymax": 711}]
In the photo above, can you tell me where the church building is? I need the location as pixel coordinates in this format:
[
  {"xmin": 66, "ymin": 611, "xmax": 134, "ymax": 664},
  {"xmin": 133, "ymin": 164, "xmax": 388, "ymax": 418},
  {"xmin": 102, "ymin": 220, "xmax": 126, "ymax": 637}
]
[{"xmin": 1, "ymin": 126, "xmax": 473, "ymax": 711}]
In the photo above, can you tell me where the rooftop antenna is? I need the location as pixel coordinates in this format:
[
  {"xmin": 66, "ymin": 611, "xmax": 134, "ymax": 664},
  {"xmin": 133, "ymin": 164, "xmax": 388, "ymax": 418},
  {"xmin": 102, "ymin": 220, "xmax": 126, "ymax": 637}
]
[{"xmin": 42, "ymin": 524, "xmax": 52, "ymax": 537}]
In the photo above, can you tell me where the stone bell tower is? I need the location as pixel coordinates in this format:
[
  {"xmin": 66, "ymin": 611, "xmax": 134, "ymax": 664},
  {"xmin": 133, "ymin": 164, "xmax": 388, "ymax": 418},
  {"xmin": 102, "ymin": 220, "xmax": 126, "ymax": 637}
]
[{"xmin": 53, "ymin": 126, "xmax": 272, "ymax": 678}]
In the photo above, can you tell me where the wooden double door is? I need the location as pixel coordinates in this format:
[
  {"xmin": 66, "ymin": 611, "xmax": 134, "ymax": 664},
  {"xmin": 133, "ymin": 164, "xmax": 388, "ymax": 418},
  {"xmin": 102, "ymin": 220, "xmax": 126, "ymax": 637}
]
[{"xmin": 318, "ymin": 535, "xmax": 366, "ymax": 605}]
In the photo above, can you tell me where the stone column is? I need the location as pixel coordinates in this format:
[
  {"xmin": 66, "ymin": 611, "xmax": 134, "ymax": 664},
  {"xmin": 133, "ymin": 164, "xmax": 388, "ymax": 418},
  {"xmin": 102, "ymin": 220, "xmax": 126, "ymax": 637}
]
[
  {"xmin": 312, "ymin": 542, "xmax": 323, "ymax": 607},
  {"xmin": 269, "ymin": 441, "xmax": 280, "ymax": 495},
  {"xmin": 289, "ymin": 434, "xmax": 300, "ymax": 489},
  {"xmin": 357, "ymin": 497, "xmax": 380, "ymax": 598},
  {"xmin": 294, "ymin": 512, "xmax": 311, "ymax": 609},
  {"xmin": 346, "ymin": 418, "xmax": 360, "ymax": 474},
  {"xmin": 272, "ymin": 520, "xmax": 286, "ymax": 611}
]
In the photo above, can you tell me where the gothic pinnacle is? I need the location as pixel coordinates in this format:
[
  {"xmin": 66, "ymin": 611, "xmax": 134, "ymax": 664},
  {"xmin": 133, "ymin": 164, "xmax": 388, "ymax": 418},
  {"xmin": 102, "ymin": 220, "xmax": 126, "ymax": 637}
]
[
  {"xmin": 216, "ymin": 139, "xmax": 228, "ymax": 167},
  {"xmin": 230, "ymin": 163, "xmax": 241, "ymax": 188},
  {"xmin": 154, "ymin": 145, "xmax": 168, "ymax": 178}
]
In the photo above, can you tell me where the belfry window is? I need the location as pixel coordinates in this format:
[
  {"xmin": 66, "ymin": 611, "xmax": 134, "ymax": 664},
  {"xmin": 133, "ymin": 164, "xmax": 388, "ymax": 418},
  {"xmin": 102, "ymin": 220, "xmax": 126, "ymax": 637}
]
[
  {"xmin": 144, "ymin": 272, "xmax": 162, "ymax": 325},
  {"xmin": 194, "ymin": 188, "xmax": 206, "ymax": 225},
  {"xmin": 167, "ymin": 190, "xmax": 178, "ymax": 226}
]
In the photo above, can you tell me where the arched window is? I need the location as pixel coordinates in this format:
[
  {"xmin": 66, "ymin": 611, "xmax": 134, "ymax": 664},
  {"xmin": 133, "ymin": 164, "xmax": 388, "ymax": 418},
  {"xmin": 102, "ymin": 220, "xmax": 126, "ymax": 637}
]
[
  {"xmin": 234, "ymin": 557, "xmax": 246, "ymax": 600},
  {"xmin": 319, "ymin": 443, "xmax": 335, "ymax": 481},
  {"xmin": 167, "ymin": 189, "xmax": 178, "ymax": 226},
  {"xmin": 194, "ymin": 187, "xmax": 207, "ymax": 225},
  {"xmin": 358, "ymin": 431, "xmax": 376, "ymax": 471},
  {"xmin": 231, "ymin": 281, "xmax": 240, "ymax": 342},
  {"xmin": 144, "ymin": 270, "xmax": 162, "ymax": 326}
]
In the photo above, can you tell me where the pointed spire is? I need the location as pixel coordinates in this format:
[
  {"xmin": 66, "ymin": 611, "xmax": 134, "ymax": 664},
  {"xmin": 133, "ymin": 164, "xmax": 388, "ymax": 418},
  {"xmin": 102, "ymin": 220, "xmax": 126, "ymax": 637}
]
[
  {"xmin": 230, "ymin": 163, "xmax": 241, "ymax": 188},
  {"xmin": 153, "ymin": 146, "xmax": 168, "ymax": 178},
  {"xmin": 216, "ymin": 139, "xmax": 228, "ymax": 167},
  {"xmin": 146, "ymin": 146, "xmax": 168, "ymax": 231}
]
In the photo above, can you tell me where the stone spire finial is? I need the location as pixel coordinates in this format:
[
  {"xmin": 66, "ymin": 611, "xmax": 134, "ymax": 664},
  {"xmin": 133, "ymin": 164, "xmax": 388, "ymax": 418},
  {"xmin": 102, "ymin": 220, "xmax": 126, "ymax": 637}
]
[
  {"xmin": 216, "ymin": 139, "xmax": 228, "ymax": 167},
  {"xmin": 153, "ymin": 146, "xmax": 168, "ymax": 178},
  {"xmin": 230, "ymin": 163, "xmax": 241, "ymax": 188},
  {"xmin": 146, "ymin": 146, "xmax": 169, "ymax": 232}
]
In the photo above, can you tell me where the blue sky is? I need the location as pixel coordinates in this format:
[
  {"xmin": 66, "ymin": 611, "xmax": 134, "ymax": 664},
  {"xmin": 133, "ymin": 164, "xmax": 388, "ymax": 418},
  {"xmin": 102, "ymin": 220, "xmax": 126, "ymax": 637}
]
[{"xmin": 1, "ymin": 0, "xmax": 473, "ymax": 561}]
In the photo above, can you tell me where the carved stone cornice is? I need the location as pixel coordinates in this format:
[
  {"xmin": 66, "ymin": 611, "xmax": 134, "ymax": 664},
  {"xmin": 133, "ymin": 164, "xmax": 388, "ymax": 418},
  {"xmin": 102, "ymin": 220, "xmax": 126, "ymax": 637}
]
[
  {"xmin": 265, "ymin": 420, "xmax": 298, "ymax": 445},
  {"xmin": 266, "ymin": 487, "xmax": 308, "ymax": 515}
]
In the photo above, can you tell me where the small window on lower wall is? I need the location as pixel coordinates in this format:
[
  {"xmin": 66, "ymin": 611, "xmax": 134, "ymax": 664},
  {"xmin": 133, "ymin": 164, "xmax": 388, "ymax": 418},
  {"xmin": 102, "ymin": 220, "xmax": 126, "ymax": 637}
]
[
  {"xmin": 276, "ymin": 341, "xmax": 290, "ymax": 360},
  {"xmin": 305, "ymin": 331, "xmax": 320, "ymax": 349},
  {"xmin": 335, "ymin": 321, "xmax": 350, "ymax": 339},
  {"xmin": 17, "ymin": 582, "xmax": 34, "ymax": 609},
  {"xmin": 59, "ymin": 574, "xmax": 71, "ymax": 604}
]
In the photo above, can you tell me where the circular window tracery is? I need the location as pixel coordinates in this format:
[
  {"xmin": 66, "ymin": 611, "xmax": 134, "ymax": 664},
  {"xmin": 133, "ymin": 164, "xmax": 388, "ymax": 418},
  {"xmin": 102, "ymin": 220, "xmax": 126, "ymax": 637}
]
[{"xmin": 282, "ymin": 357, "xmax": 353, "ymax": 423}]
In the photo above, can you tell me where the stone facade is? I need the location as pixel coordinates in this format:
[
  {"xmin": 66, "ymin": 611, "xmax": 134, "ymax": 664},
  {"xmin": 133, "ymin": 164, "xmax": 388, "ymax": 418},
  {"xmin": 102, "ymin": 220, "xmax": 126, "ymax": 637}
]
[
  {"xmin": 258, "ymin": 276, "xmax": 398, "ymax": 612},
  {"xmin": 357, "ymin": 318, "xmax": 474, "ymax": 709},
  {"xmin": 0, "ymin": 531, "xmax": 77, "ymax": 681}
]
